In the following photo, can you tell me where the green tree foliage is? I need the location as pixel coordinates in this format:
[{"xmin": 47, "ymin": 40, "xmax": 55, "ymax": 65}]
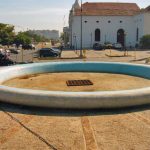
[
  {"xmin": 14, "ymin": 32, "xmax": 32, "ymax": 47},
  {"xmin": 60, "ymin": 32, "xmax": 69, "ymax": 45},
  {"xmin": 0, "ymin": 23, "xmax": 50, "ymax": 47},
  {"xmin": 60, "ymin": 32, "xmax": 64, "ymax": 41},
  {"xmin": 0, "ymin": 23, "xmax": 15, "ymax": 46},
  {"xmin": 140, "ymin": 35, "xmax": 150, "ymax": 49}
]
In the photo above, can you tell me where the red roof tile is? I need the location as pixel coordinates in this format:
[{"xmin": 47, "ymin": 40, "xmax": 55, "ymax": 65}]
[
  {"xmin": 74, "ymin": 2, "xmax": 140, "ymax": 16},
  {"xmin": 144, "ymin": 6, "xmax": 150, "ymax": 12}
]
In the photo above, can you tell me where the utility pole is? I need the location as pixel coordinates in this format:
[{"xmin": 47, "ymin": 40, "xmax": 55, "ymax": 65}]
[
  {"xmin": 90, "ymin": 32, "xmax": 92, "ymax": 48},
  {"xmin": 80, "ymin": 0, "xmax": 83, "ymax": 58},
  {"xmin": 70, "ymin": 10, "xmax": 73, "ymax": 49},
  {"xmin": 21, "ymin": 48, "xmax": 24, "ymax": 62},
  {"xmin": 63, "ymin": 15, "xmax": 66, "ymax": 46}
]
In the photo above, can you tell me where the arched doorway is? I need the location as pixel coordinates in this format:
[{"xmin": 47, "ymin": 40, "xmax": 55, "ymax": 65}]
[
  {"xmin": 95, "ymin": 29, "xmax": 101, "ymax": 42},
  {"xmin": 117, "ymin": 29, "xmax": 125, "ymax": 46}
]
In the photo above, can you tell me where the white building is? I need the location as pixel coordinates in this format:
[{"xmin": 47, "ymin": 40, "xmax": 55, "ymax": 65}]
[
  {"xmin": 69, "ymin": 0, "xmax": 150, "ymax": 48},
  {"xmin": 29, "ymin": 30, "xmax": 59, "ymax": 40}
]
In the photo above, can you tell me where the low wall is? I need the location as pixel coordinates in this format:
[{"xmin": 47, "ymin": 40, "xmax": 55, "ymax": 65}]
[{"xmin": 0, "ymin": 62, "xmax": 150, "ymax": 109}]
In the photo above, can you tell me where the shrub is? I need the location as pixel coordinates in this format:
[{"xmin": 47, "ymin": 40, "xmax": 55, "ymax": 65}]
[{"xmin": 140, "ymin": 35, "xmax": 150, "ymax": 49}]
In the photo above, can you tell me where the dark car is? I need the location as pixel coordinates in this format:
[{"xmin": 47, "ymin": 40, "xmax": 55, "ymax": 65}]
[
  {"xmin": 37, "ymin": 48, "xmax": 61, "ymax": 58},
  {"xmin": 93, "ymin": 43, "xmax": 104, "ymax": 50},
  {"xmin": 0, "ymin": 53, "xmax": 15, "ymax": 66},
  {"xmin": 9, "ymin": 48, "xmax": 19, "ymax": 54},
  {"xmin": 22, "ymin": 44, "xmax": 35, "ymax": 50}
]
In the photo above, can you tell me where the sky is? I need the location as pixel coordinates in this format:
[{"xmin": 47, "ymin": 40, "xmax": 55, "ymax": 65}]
[{"xmin": 0, "ymin": 0, "xmax": 149, "ymax": 32}]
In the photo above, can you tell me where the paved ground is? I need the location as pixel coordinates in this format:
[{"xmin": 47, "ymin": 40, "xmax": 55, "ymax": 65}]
[
  {"xmin": 9, "ymin": 48, "xmax": 150, "ymax": 64},
  {"xmin": 1, "ymin": 104, "xmax": 150, "ymax": 150},
  {"xmin": 1, "ymin": 49, "xmax": 150, "ymax": 150}
]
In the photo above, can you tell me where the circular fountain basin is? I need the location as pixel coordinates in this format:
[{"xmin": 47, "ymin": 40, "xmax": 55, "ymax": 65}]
[{"xmin": 1, "ymin": 62, "xmax": 150, "ymax": 109}]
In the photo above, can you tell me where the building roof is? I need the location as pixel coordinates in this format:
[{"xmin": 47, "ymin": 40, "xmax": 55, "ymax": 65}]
[
  {"xmin": 145, "ymin": 6, "xmax": 150, "ymax": 11},
  {"xmin": 142, "ymin": 5, "xmax": 150, "ymax": 12},
  {"xmin": 74, "ymin": 2, "xmax": 140, "ymax": 16},
  {"xmin": 135, "ymin": 5, "xmax": 150, "ymax": 15}
]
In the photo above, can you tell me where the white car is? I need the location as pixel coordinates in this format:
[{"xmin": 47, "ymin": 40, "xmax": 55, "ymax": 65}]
[
  {"xmin": 17, "ymin": 49, "xmax": 21, "ymax": 53},
  {"xmin": 113, "ymin": 43, "xmax": 123, "ymax": 49},
  {"xmin": 0, "ymin": 49, "xmax": 5, "ymax": 54},
  {"xmin": 5, "ymin": 49, "xmax": 11, "ymax": 55}
]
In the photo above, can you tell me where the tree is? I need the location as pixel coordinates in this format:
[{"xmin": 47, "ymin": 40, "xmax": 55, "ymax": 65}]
[
  {"xmin": 140, "ymin": 35, "xmax": 150, "ymax": 49},
  {"xmin": 0, "ymin": 23, "xmax": 15, "ymax": 46},
  {"xmin": 14, "ymin": 32, "xmax": 31, "ymax": 47},
  {"xmin": 60, "ymin": 32, "xmax": 69, "ymax": 46},
  {"xmin": 60, "ymin": 32, "xmax": 64, "ymax": 41},
  {"xmin": 0, "ymin": 23, "xmax": 51, "ymax": 47}
]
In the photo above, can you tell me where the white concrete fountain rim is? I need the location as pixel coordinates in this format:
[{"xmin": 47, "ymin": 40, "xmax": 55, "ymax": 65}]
[{"xmin": 0, "ymin": 61, "xmax": 150, "ymax": 108}]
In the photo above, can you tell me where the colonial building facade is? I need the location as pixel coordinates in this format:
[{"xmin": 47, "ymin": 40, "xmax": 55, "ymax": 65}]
[{"xmin": 69, "ymin": 0, "xmax": 150, "ymax": 48}]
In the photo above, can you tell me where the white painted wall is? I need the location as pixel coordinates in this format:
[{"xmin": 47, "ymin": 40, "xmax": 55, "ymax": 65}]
[
  {"xmin": 143, "ymin": 12, "xmax": 150, "ymax": 35},
  {"xmin": 133, "ymin": 13, "xmax": 144, "ymax": 44},
  {"xmin": 71, "ymin": 15, "xmax": 138, "ymax": 48},
  {"xmin": 69, "ymin": 12, "xmax": 150, "ymax": 49}
]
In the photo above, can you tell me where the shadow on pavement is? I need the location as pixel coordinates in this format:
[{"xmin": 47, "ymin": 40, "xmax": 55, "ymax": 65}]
[{"xmin": 0, "ymin": 102, "xmax": 150, "ymax": 117}]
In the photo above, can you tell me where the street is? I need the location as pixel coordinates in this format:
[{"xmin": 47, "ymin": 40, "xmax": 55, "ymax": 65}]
[{"xmin": 8, "ymin": 48, "xmax": 150, "ymax": 65}]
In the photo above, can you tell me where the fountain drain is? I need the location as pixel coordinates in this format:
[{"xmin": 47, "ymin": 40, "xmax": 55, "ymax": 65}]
[{"xmin": 66, "ymin": 80, "xmax": 93, "ymax": 86}]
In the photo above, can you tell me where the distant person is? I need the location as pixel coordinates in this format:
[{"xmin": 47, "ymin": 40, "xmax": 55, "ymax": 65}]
[
  {"xmin": 59, "ymin": 44, "xmax": 64, "ymax": 58},
  {"xmin": 123, "ymin": 46, "xmax": 128, "ymax": 56},
  {"xmin": 135, "ymin": 43, "xmax": 139, "ymax": 49}
]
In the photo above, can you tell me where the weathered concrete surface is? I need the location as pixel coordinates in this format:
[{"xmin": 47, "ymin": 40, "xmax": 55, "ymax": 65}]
[
  {"xmin": 4, "ymin": 73, "xmax": 150, "ymax": 92},
  {"xmin": 0, "ymin": 104, "xmax": 150, "ymax": 150}
]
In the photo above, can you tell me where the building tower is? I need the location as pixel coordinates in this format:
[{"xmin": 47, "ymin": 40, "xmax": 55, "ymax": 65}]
[{"xmin": 73, "ymin": 0, "xmax": 80, "ymax": 10}]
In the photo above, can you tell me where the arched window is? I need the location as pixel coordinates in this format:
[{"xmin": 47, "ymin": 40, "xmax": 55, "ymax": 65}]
[
  {"xmin": 95, "ymin": 29, "xmax": 101, "ymax": 42},
  {"xmin": 117, "ymin": 29, "xmax": 125, "ymax": 46},
  {"xmin": 136, "ymin": 28, "xmax": 139, "ymax": 42}
]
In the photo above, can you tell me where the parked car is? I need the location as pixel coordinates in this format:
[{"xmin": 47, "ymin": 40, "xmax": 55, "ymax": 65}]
[
  {"xmin": 9, "ymin": 48, "xmax": 19, "ymax": 54},
  {"xmin": 113, "ymin": 43, "xmax": 123, "ymax": 49},
  {"xmin": 0, "ymin": 49, "xmax": 10, "ymax": 56},
  {"xmin": 0, "ymin": 48, "xmax": 5, "ymax": 54},
  {"xmin": 5, "ymin": 49, "xmax": 11, "ymax": 56},
  {"xmin": 37, "ymin": 48, "xmax": 61, "ymax": 58},
  {"xmin": 93, "ymin": 43, "xmax": 104, "ymax": 50},
  {"xmin": 0, "ymin": 53, "xmax": 15, "ymax": 66},
  {"xmin": 6, "ymin": 49, "xmax": 11, "ymax": 54},
  {"xmin": 104, "ymin": 43, "xmax": 113, "ymax": 49},
  {"xmin": 22, "ymin": 44, "xmax": 35, "ymax": 50}
]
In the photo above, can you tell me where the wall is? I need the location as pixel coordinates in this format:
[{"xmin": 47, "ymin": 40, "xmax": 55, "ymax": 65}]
[
  {"xmin": 71, "ymin": 15, "xmax": 138, "ymax": 48},
  {"xmin": 134, "ymin": 13, "xmax": 144, "ymax": 44},
  {"xmin": 143, "ymin": 12, "xmax": 150, "ymax": 35}
]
